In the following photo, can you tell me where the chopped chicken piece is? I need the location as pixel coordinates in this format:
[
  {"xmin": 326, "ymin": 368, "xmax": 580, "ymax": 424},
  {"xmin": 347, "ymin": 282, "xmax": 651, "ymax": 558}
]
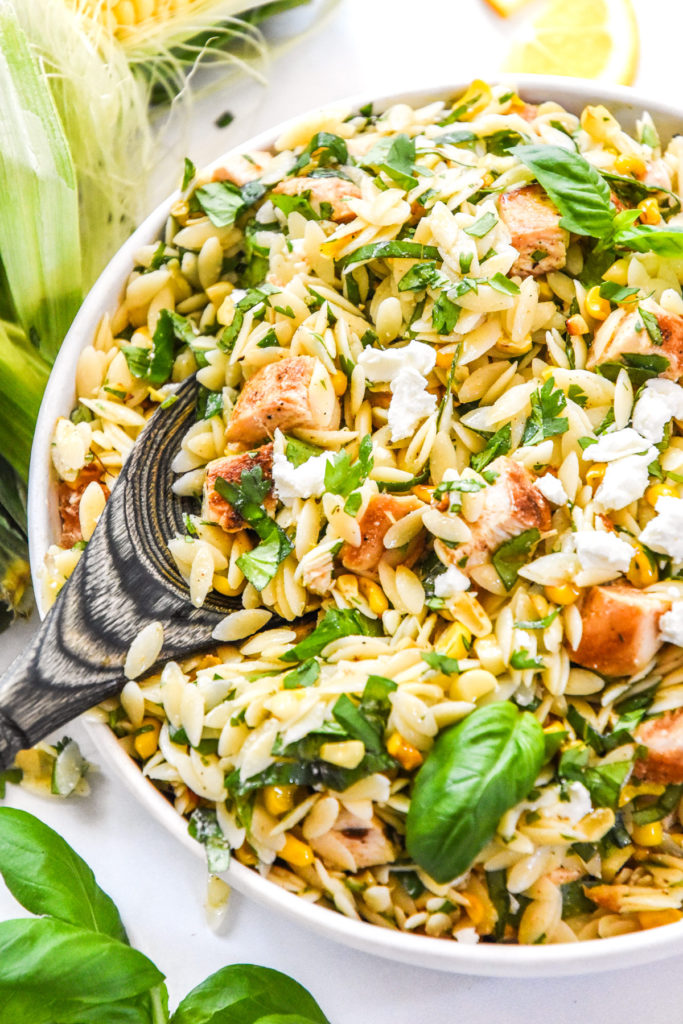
[
  {"xmin": 587, "ymin": 300, "xmax": 683, "ymax": 380},
  {"xmin": 272, "ymin": 175, "xmax": 361, "ymax": 223},
  {"xmin": 340, "ymin": 494, "xmax": 423, "ymax": 574},
  {"xmin": 57, "ymin": 465, "xmax": 109, "ymax": 547},
  {"xmin": 225, "ymin": 357, "xmax": 340, "ymax": 443},
  {"xmin": 211, "ymin": 150, "xmax": 273, "ymax": 187},
  {"xmin": 202, "ymin": 444, "xmax": 274, "ymax": 533},
  {"xmin": 310, "ymin": 809, "xmax": 395, "ymax": 872},
  {"xmin": 634, "ymin": 708, "xmax": 683, "ymax": 784},
  {"xmin": 498, "ymin": 185, "xmax": 569, "ymax": 278},
  {"xmin": 569, "ymin": 584, "xmax": 670, "ymax": 678},
  {"xmin": 516, "ymin": 102, "xmax": 539, "ymax": 123},
  {"xmin": 437, "ymin": 457, "xmax": 551, "ymax": 572}
]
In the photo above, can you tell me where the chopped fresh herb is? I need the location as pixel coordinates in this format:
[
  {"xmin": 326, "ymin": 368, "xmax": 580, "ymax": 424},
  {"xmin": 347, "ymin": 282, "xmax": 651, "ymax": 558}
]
[
  {"xmin": 514, "ymin": 610, "xmax": 559, "ymax": 630},
  {"xmin": 291, "ymin": 132, "xmax": 348, "ymax": 174},
  {"xmin": 283, "ymin": 658, "xmax": 320, "ymax": 690},
  {"xmin": 183, "ymin": 513, "xmax": 198, "ymax": 537},
  {"xmin": 196, "ymin": 385, "xmax": 223, "ymax": 421},
  {"xmin": 332, "ymin": 693, "xmax": 383, "ymax": 753},
  {"xmin": 510, "ymin": 649, "xmax": 544, "ymax": 670},
  {"xmin": 488, "ymin": 273, "xmax": 520, "ymax": 296},
  {"xmin": 459, "ymin": 251, "xmax": 474, "ymax": 274},
  {"xmin": 492, "ymin": 528, "xmax": 540, "ymax": 591},
  {"xmin": 181, "ymin": 157, "xmax": 195, "ymax": 191},
  {"xmin": 521, "ymin": 376, "xmax": 568, "ymax": 447},
  {"xmin": 343, "ymin": 491, "xmax": 362, "ymax": 516},
  {"xmin": 432, "ymin": 292, "xmax": 461, "ymax": 334},
  {"xmin": 471, "ymin": 423, "xmax": 512, "ymax": 473},
  {"xmin": 598, "ymin": 281, "xmax": 639, "ymax": 304},
  {"xmin": 531, "ymin": 248, "xmax": 548, "ymax": 263},
  {"xmin": 324, "ymin": 434, "xmax": 373, "ymax": 497},
  {"xmin": 148, "ymin": 241, "xmax": 167, "ymax": 270},
  {"xmin": 285, "ymin": 435, "xmax": 323, "ymax": 467},
  {"xmin": 597, "ymin": 351, "xmax": 670, "ymax": 389},
  {"xmin": 281, "ymin": 607, "xmax": 383, "ymax": 663},
  {"xmin": 398, "ymin": 261, "xmax": 444, "ymax": 292},
  {"xmin": 122, "ymin": 309, "xmax": 195, "ymax": 385},
  {"xmin": 215, "ymin": 110, "xmax": 234, "ymax": 128},
  {"xmin": 631, "ymin": 783, "xmax": 683, "ymax": 825},
  {"xmin": 640, "ymin": 122, "xmax": 659, "ymax": 149},
  {"xmin": 421, "ymin": 651, "xmax": 461, "ymax": 674},
  {"xmin": 361, "ymin": 133, "xmax": 418, "ymax": 191},
  {"xmin": 274, "ymin": 304, "xmax": 295, "ymax": 318},
  {"xmin": 465, "ymin": 210, "xmax": 497, "ymax": 238},
  {"xmin": 214, "ymin": 466, "xmax": 291, "ymax": 590},
  {"xmin": 271, "ymin": 191, "xmax": 321, "ymax": 222},
  {"xmin": 256, "ymin": 329, "xmax": 280, "ymax": 348},
  {"xmin": 638, "ymin": 306, "xmax": 664, "ymax": 346},
  {"xmin": 433, "ymin": 477, "xmax": 485, "ymax": 502},
  {"xmin": 561, "ymin": 880, "xmax": 596, "ymax": 919},
  {"xmin": 340, "ymin": 240, "xmax": 441, "ymax": 270},
  {"xmin": 558, "ymin": 744, "xmax": 632, "ymax": 809},
  {"xmin": 567, "ymin": 384, "xmax": 588, "ymax": 407},
  {"xmin": 188, "ymin": 808, "xmax": 230, "ymax": 874}
]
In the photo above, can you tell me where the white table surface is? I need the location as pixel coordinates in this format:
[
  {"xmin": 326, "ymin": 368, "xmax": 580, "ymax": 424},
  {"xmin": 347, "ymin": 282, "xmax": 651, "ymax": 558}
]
[{"xmin": 3, "ymin": 1, "xmax": 683, "ymax": 1018}]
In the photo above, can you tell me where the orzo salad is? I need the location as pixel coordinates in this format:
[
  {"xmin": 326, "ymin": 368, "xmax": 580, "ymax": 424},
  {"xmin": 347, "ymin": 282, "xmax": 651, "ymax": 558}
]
[{"xmin": 46, "ymin": 81, "xmax": 683, "ymax": 945}]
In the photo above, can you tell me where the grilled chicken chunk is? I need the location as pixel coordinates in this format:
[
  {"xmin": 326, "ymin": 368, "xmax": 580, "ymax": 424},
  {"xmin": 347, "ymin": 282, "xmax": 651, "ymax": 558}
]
[
  {"xmin": 309, "ymin": 809, "xmax": 395, "ymax": 872},
  {"xmin": 202, "ymin": 444, "xmax": 274, "ymax": 533},
  {"xmin": 340, "ymin": 494, "xmax": 423, "ymax": 574},
  {"xmin": 568, "ymin": 584, "xmax": 670, "ymax": 678},
  {"xmin": 498, "ymin": 185, "xmax": 569, "ymax": 278},
  {"xmin": 225, "ymin": 357, "xmax": 340, "ymax": 443},
  {"xmin": 211, "ymin": 150, "xmax": 273, "ymax": 187},
  {"xmin": 587, "ymin": 300, "xmax": 683, "ymax": 380},
  {"xmin": 634, "ymin": 708, "xmax": 683, "ymax": 784},
  {"xmin": 272, "ymin": 175, "xmax": 361, "ymax": 223},
  {"xmin": 437, "ymin": 457, "xmax": 551, "ymax": 572}
]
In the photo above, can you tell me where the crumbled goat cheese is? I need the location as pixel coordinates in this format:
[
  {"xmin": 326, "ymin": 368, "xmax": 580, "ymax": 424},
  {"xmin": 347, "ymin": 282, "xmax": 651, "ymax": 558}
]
[
  {"xmin": 358, "ymin": 340, "xmax": 436, "ymax": 382},
  {"xmin": 387, "ymin": 367, "xmax": 437, "ymax": 442},
  {"xmin": 573, "ymin": 530, "xmax": 634, "ymax": 573},
  {"xmin": 526, "ymin": 781, "xmax": 592, "ymax": 824},
  {"xmin": 632, "ymin": 378, "xmax": 683, "ymax": 444},
  {"xmin": 640, "ymin": 495, "xmax": 683, "ymax": 562},
  {"xmin": 583, "ymin": 427, "xmax": 657, "ymax": 463},
  {"xmin": 660, "ymin": 603, "xmax": 683, "ymax": 646},
  {"xmin": 594, "ymin": 453, "xmax": 652, "ymax": 511},
  {"xmin": 434, "ymin": 565, "xmax": 470, "ymax": 597},
  {"xmin": 454, "ymin": 927, "xmax": 479, "ymax": 945},
  {"xmin": 271, "ymin": 430, "xmax": 334, "ymax": 504},
  {"xmin": 534, "ymin": 473, "xmax": 568, "ymax": 506}
]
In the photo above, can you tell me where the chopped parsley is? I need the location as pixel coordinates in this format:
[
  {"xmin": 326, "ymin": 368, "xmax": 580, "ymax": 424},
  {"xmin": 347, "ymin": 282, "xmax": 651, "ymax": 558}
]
[{"xmin": 521, "ymin": 376, "xmax": 569, "ymax": 447}]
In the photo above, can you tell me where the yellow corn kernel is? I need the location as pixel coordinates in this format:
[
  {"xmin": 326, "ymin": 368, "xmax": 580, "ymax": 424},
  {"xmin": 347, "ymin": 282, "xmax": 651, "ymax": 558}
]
[
  {"xmin": 412, "ymin": 484, "xmax": 434, "ymax": 503},
  {"xmin": 580, "ymin": 105, "xmax": 618, "ymax": 143},
  {"xmin": 495, "ymin": 334, "xmax": 532, "ymax": 355},
  {"xmin": 331, "ymin": 370, "xmax": 348, "ymax": 396},
  {"xmin": 602, "ymin": 258, "xmax": 630, "ymax": 286},
  {"xmin": 134, "ymin": 718, "xmax": 161, "ymax": 760},
  {"xmin": 537, "ymin": 281, "xmax": 553, "ymax": 300},
  {"xmin": 280, "ymin": 834, "xmax": 315, "ymax": 867},
  {"xmin": 464, "ymin": 892, "xmax": 485, "ymax": 926},
  {"xmin": 646, "ymin": 482, "xmax": 679, "ymax": 507},
  {"xmin": 601, "ymin": 843, "xmax": 634, "ymax": 882},
  {"xmin": 358, "ymin": 577, "xmax": 389, "ymax": 616},
  {"xmin": 436, "ymin": 621, "xmax": 472, "ymax": 660},
  {"xmin": 481, "ymin": 171, "xmax": 495, "ymax": 188},
  {"xmin": 264, "ymin": 784, "xmax": 297, "ymax": 817},
  {"xmin": 450, "ymin": 668, "xmax": 497, "ymax": 702},
  {"xmin": 336, "ymin": 573, "xmax": 359, "ymax": 602},
  {"xmin": 320, "ymin": 740, "xmax": 365, "ymax": 769},
  {"xmin": 585, "ymin": 286, "xmax": 611, "ymax": 320},
  {"xmin": 112, "ymin": 1, "xmax": 136, "ymax": 27},
  {"xmin": 544, "ymin": 582, "xmax": 581, "ymax": 605},
  {"xmin": 638, "ymin": 197, "xmax": 661, "ymax": 225},
  {"xmin": 566, "ymin": 314, "xmax": 589, "ymax": 336},
  {"xmin": 637, "ymin": 909, "xmax": 683, "ymax": 930},
  {"xmin": 614, "ymin": 153, "xmax": 646, "ymax": 178},
  {"xmin": 212, "ymin": 574, "xmax": 237, "ymax": 596},
  {"xmin": 586, "ymin": 463, "xmax": 607, "ymax": 487},
  {"xmin": 627, "ymin": 543, "xmax": 658, "ymax": 588},
  {"xmin": 452, "ymin": 80, "xmax": 492, "ymax": 122},
  {"xmin": 619, "ymin": 782, "xmax": 665, "ymax": 807},
  {"xmin": 387, "ymin": 732, "xmax": 423, "ymax": 771},
  {"xmin": 631, "ymin": 820, "xmax": 663, "ymax": 847},
  {"xmin": 436, "ymin": 347, "xmax": 457, "ymax": 368},
  {"xmin": 170, "ymin": 198, "xmax": 189, "ymax": 224},
  {"xmin": 235, "ymin": 843, "xmax": 258, "ymax": 866}
]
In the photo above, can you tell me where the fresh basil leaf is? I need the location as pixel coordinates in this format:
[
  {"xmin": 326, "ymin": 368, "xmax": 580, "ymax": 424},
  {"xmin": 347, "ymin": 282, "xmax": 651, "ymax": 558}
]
[
  {"xmin": 324, "ymin": 434, "xmax": 373, "ymax": 497},
  {"xmin": 397, "ymin": 261, "xmax": 444, "ymax": 292},
  {"xmin": 182, "ymin": 157, "xmax": 195, "ymax": 191},
  {"xmin": 464, "ymin": 210, "xmax": 497, "ymax": 238},
  {"xmin": 284, "ymin": 436, "xmax": 323, "ymax": 467},
  {"xmin": 0, "ymin": 918, "xmax": 162, "ymax": 1019},
  {"xmin": 194, "ymin": 181, "xmax": 245, "ymax": 228},
  {"xmin": 169, "ymin": 964, "xmax": 330, "ymax": 1024},
  {"xmin": 421, "ymin": 651, "xmax": 461, "ymax": 674},
  {"xmin": 271, "ymin": 192, "xmax": 320, "ymax": 222},
  {"xmin": 283, "ymin": 658, "xmax": 320, "ymax": 689},
  {"xmin": 567, "ymin": 384, "xmax": 588, "ymax": 407},
  {"xmin": 459, "ymin": 251, "xmax": 474, "ymax": 274},
  {"xmin": 291, "ymin": 132, "xmax": 348, "ymax": 174},
  {"xmin": 343, "ymin": 491, "xmax": 362, "ymax": 515},
  {"xmin": 236, "ymin": 530, "xmax": 292, "ymax": 591},
  {"xmin": 340, "ymin": 240, "xmax": 441, "ymax": 270},
  {"xmin": 406, "ymin": 704, "xmax": 545, "ymax": 882},
  {"xmin": 641, "ymin": 122, "xmax": 659, "ymax": 149},
  {"xmin": 488, "ymin": 273, "xmax": 520, "ymax": 296},
  {"xmin": 614, "ymin": 223, "xmax": 683, "ymax": 256},
  {"xmin": 510, "ymin": 649, "xmax": 544, "ymax": 670},
  {"xmin": 0, "ymin": 808, "xmax": 126, "ymax": 942},
  {"xmin": 601, "ymin": 170, "xmax": 681, "ymax": 217},
  {"xmin": 514, "ymin": 610, "xmax": 559, "ymax": 630},
  {"xmin": 216, "ymin": 467, "xmax": 292, "ymax": 590},
  {"xmin": 432, "ymin": 293, "xmax": 460, "ymax": 334},
  {"xmin": 638, "ymin": 306, "xmax": 663, "ymax": 346},
  {"xmin": 361, "ymin": 133, "xmax": 418, "ymax": 191},
  {"xmin": 435, "ymin": 129, "xmax": 477, "ymax": 146},
  {"xmin": 376, "ymin": 467, "xmax": 430, "ymax": 493},
  {"xmin": 597, "ymin": 351, "xmax": 670, "ymax": 389},
  {"xmin": 521, "ymin": 376, "xmax": 568, "ymax": 446},
  {"xmin": 196, "ymin": 386, "xmax": 224, "ymax": 421},
  {"xmin": 470, "ymin": 423, "xmax": 511, "ymax": 473},
  {"xmin": 492, "ymin": 528, "xmax": 541, "ymax": 591},
  {"xmin": 433, "ymin": 478, "xmax": 485, "ymax": 500},
  {"xmin": 598, "ymin": 281, "xmax": 639, "ymax": 304},
  {"xmin": 332, "ymin": 694, "xmax": 383, "ymax": 753},
  {"xmin": 188, "ymin": 808, "xmax": 231, "ymax": 874},
  {"xmin": 281, "ymin": 608, "xmax": 382, "ymax": 663},
  {"xmin": 513, "ymin": 144, "xmax": 615, "ymax": 238}
]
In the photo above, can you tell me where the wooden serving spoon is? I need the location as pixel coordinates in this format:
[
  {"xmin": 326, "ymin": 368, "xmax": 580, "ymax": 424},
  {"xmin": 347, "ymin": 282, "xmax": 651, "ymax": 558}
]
[{"xmin": 0, "ymin": 375, "xmax": 244, "ymax": 770}]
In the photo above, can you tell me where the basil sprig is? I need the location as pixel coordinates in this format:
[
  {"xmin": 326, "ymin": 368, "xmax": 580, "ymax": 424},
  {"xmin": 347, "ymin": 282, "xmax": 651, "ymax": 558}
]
[
  {"xmin": 215, "ymin": 466, "xmax": 292, "ymax": 591},
  {"xmin": 406, "ymin": 704, "xmax": 545, "ymax": 882}
]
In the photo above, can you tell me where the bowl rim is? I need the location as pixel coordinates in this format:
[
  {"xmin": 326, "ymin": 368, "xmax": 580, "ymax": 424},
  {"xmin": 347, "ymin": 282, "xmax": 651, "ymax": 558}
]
[{"xmin": 28, "ymin": 74, "xmax": 683, "ymax": 976}]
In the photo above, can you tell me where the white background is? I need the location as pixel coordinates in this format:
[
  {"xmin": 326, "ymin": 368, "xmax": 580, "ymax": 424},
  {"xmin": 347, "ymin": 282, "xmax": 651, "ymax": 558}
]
[{"xmin": 3, "ymin": 0, "xmax": 683, "ymax": 1019}]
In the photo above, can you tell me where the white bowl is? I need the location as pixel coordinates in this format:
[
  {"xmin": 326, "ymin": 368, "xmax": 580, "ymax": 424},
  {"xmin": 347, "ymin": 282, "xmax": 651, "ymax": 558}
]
[{"xmin": 28, "ymin": 75, "xmax": 683, "ymax": 976}]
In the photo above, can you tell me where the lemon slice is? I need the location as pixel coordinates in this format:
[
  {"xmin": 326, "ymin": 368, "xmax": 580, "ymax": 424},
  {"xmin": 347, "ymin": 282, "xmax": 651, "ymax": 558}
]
[
  {"xmin": 484, "ymin": 0, "xmax": 534, "ymax": 16},
  {"xmin": 504, "ymin": 0, "xmax": 639, "ymax": 85}
]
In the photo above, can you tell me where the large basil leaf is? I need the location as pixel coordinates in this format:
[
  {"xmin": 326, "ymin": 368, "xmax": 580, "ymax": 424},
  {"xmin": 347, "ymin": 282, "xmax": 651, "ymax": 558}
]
[
  {"xmin": 512, "ymin": 144, "xmax": 615, "ymax": 238},
  {"xmin": 0, "ymin": 918, "xmax": 162, "ymax": 1022},
  {"xmin": 0, "ymin": 807, "xmax": 126, "ymax": 942},
  {"xmin": 614, "ymin": 222, "xmax": 683, "ymax": 256},
  {"xmin": 340, "ymin": 240, "xmax": 441, "ymax": 269},
  {"xmin": 169, "ymin": 964, "xmax": 330, "ymax": 1024},
  {"xmin": 405, "ymin": 703, "xmax": 545, "ymax": 882}
]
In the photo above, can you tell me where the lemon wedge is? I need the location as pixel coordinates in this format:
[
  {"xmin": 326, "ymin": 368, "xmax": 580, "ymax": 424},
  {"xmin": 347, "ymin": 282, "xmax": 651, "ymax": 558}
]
[
  {"xmin": 504, "ymin": 0, "xmax": 639, "ymax": 86},
  {"xmin": 484, "ymin": 0, "xmax": 534, "ymax": 16}
]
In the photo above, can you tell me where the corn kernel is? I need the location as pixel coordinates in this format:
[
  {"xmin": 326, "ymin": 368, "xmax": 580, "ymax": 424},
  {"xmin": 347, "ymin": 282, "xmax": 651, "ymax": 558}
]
[
  {"xmin": 280, "ymin": 834, "xmax": 315, "ymax": 867},
  {"xmin": 586, "ymin": 463, "xmax": 607, "ymax": 487},
  {"xmin": 436, "ymin": 621, "xmax": 472, "ymax": 660},
  {"xmin": 212, "ymin": 574, "xmax": 237, "ymax": 596},
  {"xmin": 627, "ymin": 543, "xmax": 658, "ymax": 588},
  {"xmin": 637, "ymin": 909, "xmax": 683, "ymax": 930},
  {"xmin": 537, "ymin": 281, "xmax": 553, "ymax": 300},
  {"xmin": 336, "ymin": 574, "xmax": 360, "ymax": 602},
  {"xmin": 615, "ymin": 153, "xmax": 646, "ymax": 178},
  {"xmin": 436, "ymin": 347, "xmax": 457, "ymax": 368},
  {"xmin": 112, "ymin": 1, "xmax": 136, "ymax": 27},
  {"xmin": 134, "ymin": 718, "xmax": 161, "ymax": 760},
  {"xmin": 235, "ymin": 843, "xmax": 258, "ymax": 866},
  {"xmin": 602, "ymin": 258, "xmax": 630, "ymax": 285},
  {"xmin": 331, "ymin": 370, "xmax": 348, "ymax": 396},
  {"xmin": 566, "ymin": 314, "xmax": 588, "ymax": 336},
  {"xmin": 264, "ymin": 784, "xmax": 297, "ymax": 817},
  {"xmin": 631, "ymin": 820, "xmax": 663, "ymax": 846},
  {"xmin": 638, "ymin": 197, "xmax": 661, "ymax": 225},
  {"xmin": 495, "ymin": 334, "xmax": 532, "ymax": 355},
  {"xmin": 544, "ymin": 582, "xmax": 581, "ymax": 605},
  {"xmin": 585, "ymin": 286, "xmax": 611, "ymax": 320},
  {"xmin": 358, "ymin": 577, "xmax": 389, "ymax": 616},
  {"xmin": 320, "ymin": 739, "xmax": 365, "ymax": 769},
  {"xmin": 387, "ymin": 732, "xmax": 423, "ymax": 771},
  {"xmin": 464, "ymin": 892, "xmax": 485, "ymax": 926},
  {"xmin": 646, "ymin": 482, "xmax": 678, "ymax": 507},
  {"xmin": 619, "ymin": 782, "xmax": 665, "ymax": 807}
]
